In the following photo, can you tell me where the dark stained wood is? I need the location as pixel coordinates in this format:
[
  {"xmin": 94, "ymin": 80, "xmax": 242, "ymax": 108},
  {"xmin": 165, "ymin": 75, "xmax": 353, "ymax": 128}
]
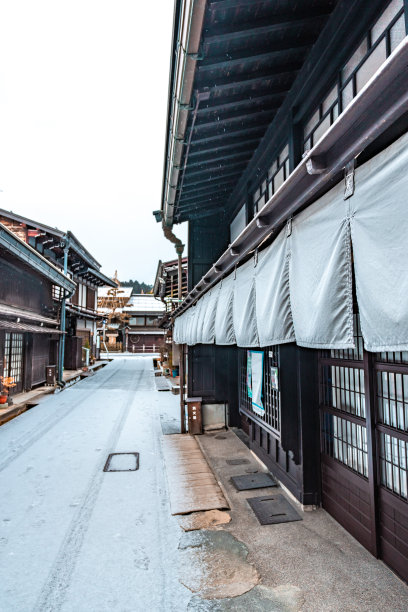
[
  {"xmin": 31, "ymin": 335, "xmax": 50, "ymax": 386},
  {"xmin": 378, "ymin": 487, "xmax": 408, "ymax": 583},
  {"xmin": 321, "ymin": 454, "xmax": 373, "ymax": 553}
]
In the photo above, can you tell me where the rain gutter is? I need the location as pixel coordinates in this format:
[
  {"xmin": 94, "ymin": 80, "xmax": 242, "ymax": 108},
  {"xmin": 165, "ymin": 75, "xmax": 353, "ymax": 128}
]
[
  {"xmin": 171, "ymin": 37, "xmax": 408, "ymax": 318},
  {"xmin": 161, "ymin": 0, "xmax": 207, "ymax": 229}
]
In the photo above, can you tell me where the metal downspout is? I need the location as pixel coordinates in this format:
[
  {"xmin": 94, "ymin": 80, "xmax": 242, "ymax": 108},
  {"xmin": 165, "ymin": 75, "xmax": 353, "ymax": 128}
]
[
  {"xmin": 58, "ymin": 242, "xmax": 70, "ymax": 383},
  {"xmin": 162, "ymin": 223, "xmax": 184, "ymax": 302}
]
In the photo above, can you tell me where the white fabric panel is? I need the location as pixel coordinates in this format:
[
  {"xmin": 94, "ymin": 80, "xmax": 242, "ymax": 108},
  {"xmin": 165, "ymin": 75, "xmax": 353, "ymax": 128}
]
[
  {"xmin": 176, "ymin": 310, "xmax": 188, "ymax": 344},
  {"xmin": 173, "ymin": 315, "xmax": 181, "ymax": 344},
  {"xmin": 185, "ymin": 306, "xmax": 197, "ymax": 346},
  {"xmin": 201, "ymin": 284, "xmax": 221, "ymax": 344},
  {"xmin": 255, "ymin": 229, "xmax": 295, "ymax": 347},
  {"xmin": 214, "ymin": 273, "xmax": 236, "ymax": 345},
  {"xmin": 189, "ymin": 298, "xmax": 204, "ymax": 345},
  {"xmin": 290, "ymin": 181, "xmax": 354, "ymax": 349},
  {"xmin": 194, "ymin": 292, "xmax": 208, "ymax": 345},
  {"xmin": 351, "ymin": 131, "xmax": 408, "ymax": 351},
  {"xmin": 233, "ymin": 258, "xmax": 259, "ymax": 347}
]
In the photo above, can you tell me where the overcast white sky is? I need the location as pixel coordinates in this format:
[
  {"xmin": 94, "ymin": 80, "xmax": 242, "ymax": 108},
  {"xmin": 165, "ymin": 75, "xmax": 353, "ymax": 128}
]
[{"xmin": 0, "ymin": 0, "xmax": 187, "ymax": 284}]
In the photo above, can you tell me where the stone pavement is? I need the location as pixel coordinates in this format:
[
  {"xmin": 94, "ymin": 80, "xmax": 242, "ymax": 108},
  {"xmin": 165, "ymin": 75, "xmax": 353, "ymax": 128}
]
[{"xmin": 192, "ymin": 428, "xmax": 408, "ymax": 611}]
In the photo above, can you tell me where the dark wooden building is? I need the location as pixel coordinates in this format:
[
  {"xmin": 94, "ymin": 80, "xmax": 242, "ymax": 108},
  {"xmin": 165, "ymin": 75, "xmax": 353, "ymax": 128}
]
[
  {"xmin": 158, "ymin": 0, "xmax": 408, "ymax": 583},
  {"xmin": 97, "ymin": 291, "xmax": 165, "ymax": 353},
  {"xmin": 0, "ymin": 209, "xmax": 116, "ymax": 371},
  {"xmin": 153, "ymin": 257, "xmax": 188, "ymax": 313},
  {"xmin": 0, "ymin": 222, "xmax": 75, "ymax": 394}
]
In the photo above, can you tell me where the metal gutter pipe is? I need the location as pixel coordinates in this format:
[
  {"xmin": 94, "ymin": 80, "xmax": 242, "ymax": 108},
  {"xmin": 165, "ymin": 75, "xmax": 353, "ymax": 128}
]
[
  {"xmin": 162, "ymin": 223, "xmax": 185, "ymax": 301},
  {"xmin": 162, "ymin": 0, "xmax": 207, "ymax": 229}
]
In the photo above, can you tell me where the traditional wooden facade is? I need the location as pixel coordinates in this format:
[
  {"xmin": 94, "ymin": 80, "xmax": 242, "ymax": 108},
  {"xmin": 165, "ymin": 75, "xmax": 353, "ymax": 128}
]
[
  {"xmin": 0, "ymin": 209, "xmax": 116, "ymax": 371},
  {"xmin": 153, "ymin": 257, "xmax": 188, "ymax": 313},
  {"xmin": 0, "ymin": 223, "xmax": 75, "ymax": 394},
  {"xmin": 97, "ymin": 290, "xmax": 165, "ymax": 353},
  {"xmin": 158, "ymin": 0, "xmax": 408, "ymax": 583}
]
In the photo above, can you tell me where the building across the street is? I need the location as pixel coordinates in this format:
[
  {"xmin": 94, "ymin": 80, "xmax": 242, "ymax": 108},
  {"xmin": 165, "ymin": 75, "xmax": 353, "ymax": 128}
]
[
  {"xmin": 97, "ymin": 289, "xmax": 165, "ymax": 353},
  {"xmin": 0, "ymin": 209, "xmax": 116, "ymax": 373},
  {"xmin": 0, "ymin": 222, "xmax": 75, "ymax": 396},
  {"xmin": 153, "ymin": 257, "xmax": 188, "ymax": 313},
  {"xmin": 157, "ymin": 0, "xmax": 408, "ymax": 583}
]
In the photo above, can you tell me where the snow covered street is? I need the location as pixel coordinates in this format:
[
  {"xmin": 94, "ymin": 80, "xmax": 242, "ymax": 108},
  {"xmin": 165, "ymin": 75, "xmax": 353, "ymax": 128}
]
[{"xmin": 0, "ymin": 357, "xmax": 191, "ymax": 612}]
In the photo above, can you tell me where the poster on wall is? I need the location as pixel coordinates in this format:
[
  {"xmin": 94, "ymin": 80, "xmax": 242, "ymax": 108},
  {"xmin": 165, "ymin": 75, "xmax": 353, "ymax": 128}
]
[
  {"xmin": 246, "ymin": 350, "xmax": 252, "ymax": 398},
  {"xmin": 250, "ymin": 350, "xmax": 264, "ymax": 417}
]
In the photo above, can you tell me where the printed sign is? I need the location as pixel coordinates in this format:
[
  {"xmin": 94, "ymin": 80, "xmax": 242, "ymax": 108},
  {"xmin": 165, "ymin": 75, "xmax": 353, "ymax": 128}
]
[{"xmin": 270, "ymin": 366, "xmax": 279, "ymax": 391}]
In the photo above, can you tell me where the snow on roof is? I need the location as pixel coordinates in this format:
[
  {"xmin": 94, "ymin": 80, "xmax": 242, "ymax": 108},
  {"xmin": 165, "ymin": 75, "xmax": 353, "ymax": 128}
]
[
  {"xmin": 123, "ymin": 294, "xmax": 165, "ymax": 313},
  {"xmin": 98, "ymin": 286, "xmax": 133, "ymax": 299}
]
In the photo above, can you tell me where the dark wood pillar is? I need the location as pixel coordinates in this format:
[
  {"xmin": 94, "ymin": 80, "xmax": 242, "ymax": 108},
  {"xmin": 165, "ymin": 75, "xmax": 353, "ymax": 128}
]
[
  {"xmin": 179, "ymin": 344, "xmax": 186, "ymax": 433},
  {"xmin": 23, "ymin": 333, "xmax": 33, "ymax": 391}
]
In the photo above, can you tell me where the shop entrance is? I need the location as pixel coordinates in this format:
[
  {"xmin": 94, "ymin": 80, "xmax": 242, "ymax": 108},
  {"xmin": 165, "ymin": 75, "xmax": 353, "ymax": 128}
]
[
  {"xmin": 3, "ymin": 332, "xmax": 24, "ymax": 394},
  {"xmin": 319, "ymin": 315, "xmax": 408, "ymax": 582}
]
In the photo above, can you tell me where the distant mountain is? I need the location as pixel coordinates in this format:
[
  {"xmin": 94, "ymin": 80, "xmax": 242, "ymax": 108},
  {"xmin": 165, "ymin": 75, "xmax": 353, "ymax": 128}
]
[{"xmin": 120, "ymin": 280, "xmax": 153, "ymax": 294}]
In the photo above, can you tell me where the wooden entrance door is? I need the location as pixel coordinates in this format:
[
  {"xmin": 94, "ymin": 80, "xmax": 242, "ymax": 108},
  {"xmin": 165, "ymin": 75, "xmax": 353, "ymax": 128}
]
[
  {"xmin": 375, "ymin": 352, "xmax": 408, "ymax": 582},
  {"xmin": 319, "ymin": 316, "xmax": 408, "ymax": 582},
  {"xmin": 319, "ymin": 315, "xmax": 375, "ymax": 552},
  {"xmin": 3, "ymin": 332, "xmax": 24, "ymax": 394}
]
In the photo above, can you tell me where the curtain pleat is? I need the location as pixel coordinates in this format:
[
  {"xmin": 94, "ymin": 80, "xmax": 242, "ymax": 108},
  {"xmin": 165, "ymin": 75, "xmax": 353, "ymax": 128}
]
[
  {"xmin": 214, "ymin": 273, "xmax": 236, "ymax": 345},
  {"xmin": 290, "ymin": 181, "xmax": 354, "ymax": 349},
  {"xmin": 351, "ymin": 131, "xmax": 408, "ymax": 351},
  {"xmin": 255, "ymin": 230, "xmax": 295, "ymax": 347},
  {"xmin": 233, "ymin": 258, "xmax": 259, "ymax": 347}
]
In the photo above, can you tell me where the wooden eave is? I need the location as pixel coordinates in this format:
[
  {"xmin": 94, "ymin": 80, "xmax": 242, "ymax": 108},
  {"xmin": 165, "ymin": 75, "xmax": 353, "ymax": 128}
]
[
  {"xmin": 173, "ymin": 37, "xmax": 408, "ymax": 316},
  {"xmin": 171, "ymin": 0, "xmax": 337, "ymax": 223}
]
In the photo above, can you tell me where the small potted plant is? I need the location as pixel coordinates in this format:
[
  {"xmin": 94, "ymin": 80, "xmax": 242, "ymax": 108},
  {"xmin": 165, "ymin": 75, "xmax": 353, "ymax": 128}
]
[{"xmin": 0, "ymin": 376, "xmax": 16, "ymax": 406}]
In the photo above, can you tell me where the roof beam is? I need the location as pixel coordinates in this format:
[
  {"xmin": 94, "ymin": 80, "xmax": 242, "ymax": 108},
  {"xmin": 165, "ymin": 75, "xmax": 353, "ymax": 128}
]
[
  {"xmin": 182, "ymin": 169, "xmax": 243, "ymax": 189},
  {"xmin": 204, "ymin": 13, "xmax": 330, "ymax": 45},
  {"xmin": 195, "ymin": 104, "xmax": 280, "ymax": 126},
  {"xmin": 179, "ymin": 181, "xmax": 235, "ymax": 202},
  {"xmin": 191, "ymin": 124, "xmax": 269, "ymax": 146},
  {"xmin": 177, "ymin": 191, "xmax": 228, "ymax": 208},
  {"xmin": 198, "ymin": 43, "xmax": 312, "ymax": 73},
  {"xmin": 192, "ymin": 109, "xmax": 276, "ymax": 133},
  {"xmin": 186, "ymin": 149, "xmax": 253, "ymax": 169},
  {"xmin": 180, "ymin": 180, "xmax": 237, "ymax": 200},
  {"xmin": 196, "ymin": 92, "xmax": 285, "ymax": 116},
  {"xmin": 196, "ymin": 70, "xmax": 297, "ymax": 94},
  {"xmin": 188, "ymin": 137, "xmax": 260, "ymax": 159},
  {"xmin": 183, "ymin": 165, "xmax": 245, "ymax": 184}
]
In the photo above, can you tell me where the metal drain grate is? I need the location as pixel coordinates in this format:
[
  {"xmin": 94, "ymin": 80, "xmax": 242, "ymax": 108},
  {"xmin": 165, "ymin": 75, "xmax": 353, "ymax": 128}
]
[
  {"xmin": 215, "ymin": 434, "xmax": 227, "ymax": 440},
  {"xmin": 231, "ymin": 473, "xmax": 277, "ymax": 491},
  {"xmin": 247, "ymin": 494, "xmax": 302, "ymax": 525},
  {"xmin": 103, "ymin": 452, "xmax": 139, "ymax": 472},
  {"xmin": 226, "ymin": 458, "xmax": 250, "ymax": 466}
]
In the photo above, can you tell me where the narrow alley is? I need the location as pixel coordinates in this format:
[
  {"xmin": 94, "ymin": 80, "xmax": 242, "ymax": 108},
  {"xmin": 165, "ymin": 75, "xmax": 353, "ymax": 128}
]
[{"xmin": 0, "ymin": 358, "xmax": 190, "ymax": 612}]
